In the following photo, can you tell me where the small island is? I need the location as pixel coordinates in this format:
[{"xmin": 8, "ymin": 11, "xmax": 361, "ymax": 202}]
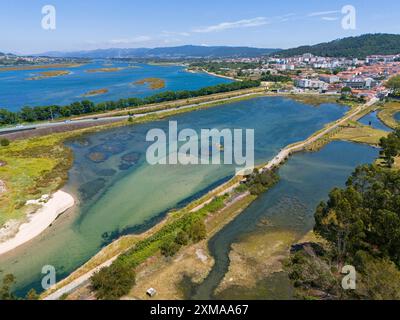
[
  {"xmin": 86, "ymin": 67, "xmax": 124, "ymax": 73},
  {"xmin": 0, "ymin": 63, "xmax": 83, "ymax": 72},
  {"xmin": 27, "ymin": 70, "xmax": 71, "ymax": 80},
  {"xmin": 82, "ymin": 88, "xmax": 109, "ymax": 97},
  {"xmin": 134, "ymin": 77, "xmax": 166, "ymax": 90}
]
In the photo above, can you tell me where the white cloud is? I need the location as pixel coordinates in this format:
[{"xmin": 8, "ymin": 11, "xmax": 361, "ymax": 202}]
[
  {"xmin": 193, "ymin": 17, "xmax": 269, "ymax": 33},
  {"xmin": 321, "ymin": 16, "xmax": 339, "ymax": 21},
  {"xmin": 308, "ymin": 10, "xmax": 340, "ymax": 17}
]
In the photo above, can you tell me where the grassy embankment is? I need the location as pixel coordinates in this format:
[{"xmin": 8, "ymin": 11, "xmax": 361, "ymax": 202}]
[
  {"xmin": 331, "ymin": 100, "xmax": 400, "ymax": 149},
  {"xmin": 332, "ymin": 121, "xmax": 389, "ymax": 146},
  {"xmin": 298, "ymin": 99, "xmax": 386, "ymax": 151},
  {"xmin": 0, "ymin": 134, "xmax": 73, "ymax": 226},
  {"xmin": 377, "ymin": 101, "xmax": 400, "ymax": 129},
  {"xmin": 284, "ymin": 94, "xmax": 340, "ymax": 106}
]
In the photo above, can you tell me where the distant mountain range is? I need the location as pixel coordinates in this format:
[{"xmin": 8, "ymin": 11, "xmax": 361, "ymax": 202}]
[
  {"xmin": 275, "ymin": 33, "xmax": 400, "ymax": 59},
  {"xmin": 6, "ymin": 33, "xmax": 400, "ymax": 60},
  {"xmin": 36, "ymin": 45, "xmax": 280, "ymax": 59}
]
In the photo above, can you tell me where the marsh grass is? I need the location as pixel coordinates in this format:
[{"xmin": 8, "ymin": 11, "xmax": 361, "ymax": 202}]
[
  {"xmin": 378, "ymin": 101, "xmax": 400, "ymax": 129},
  {"xmin": 0, "ymin": 135, "xmax": 73, "ymax": 225}
]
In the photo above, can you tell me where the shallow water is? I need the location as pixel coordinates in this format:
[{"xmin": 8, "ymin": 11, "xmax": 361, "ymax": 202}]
[
  {"xmin": 0, "ymin": 61, "xmax": 231, "ymax": 112},
  {"xmin": 359, "ymin": 111, "xmax": 392, "ymax": 132},
  {"xmin": 0, "ymin": 96, "xmax": 349, "ymax": 295},
  {"xmin": 190, "ymin": 141, "xmax": 379, "ymax": 300},
  {"xmin": 395, "ymin": 112, "xmax": 400, "ymax": 123}
]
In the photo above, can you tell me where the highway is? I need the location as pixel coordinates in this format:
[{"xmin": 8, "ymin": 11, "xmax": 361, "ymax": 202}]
[{"xmin": 0, "ymin": 92, "xmax": 260, "ymax": 135}]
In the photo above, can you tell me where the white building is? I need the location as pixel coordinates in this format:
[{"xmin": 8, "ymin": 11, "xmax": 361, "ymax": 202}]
[
  {"xmin": 319, "ymin": 74, "xmax": 340, "ymax": 84},
  {"xmin": 295, "ymin": 79, "xmax": 328, "ymax": 91}
]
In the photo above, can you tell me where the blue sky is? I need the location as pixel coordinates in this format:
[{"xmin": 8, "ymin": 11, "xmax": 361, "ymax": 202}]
[{"xmin": 1, "ymin": 0, "xmax": 400, "ymax": 54}]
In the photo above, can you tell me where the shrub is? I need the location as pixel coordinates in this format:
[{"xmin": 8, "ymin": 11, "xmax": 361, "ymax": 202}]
[
  {"xmin": 0, "ymin": 273, "xmax": 16, "ymax": 300},
  {"xmin": 175, "ymin": 231, "xmax": 190, "ymax": 246},
  {"xmin": 187, "ymin": 220, "xmax": 207, "ymax": 243},
  {"xmin": 0, "ymin": 138, "xmax": 10, "ymax": 147},
  {"xmin": 160, "ymin": 240, "xmax": 182, "ymax": 257},
  {"xmin": 25, "ymin": 289, "xmax": 39, "ymax": 300},
  {"xmin": 91, "ymin": 263, "xmax": 136, "ymax": 300}
]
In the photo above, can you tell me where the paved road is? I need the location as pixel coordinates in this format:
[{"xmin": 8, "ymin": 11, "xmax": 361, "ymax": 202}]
[{"xmin": 0, "ymin": 92, "xmax": 260, "ymax": 135}]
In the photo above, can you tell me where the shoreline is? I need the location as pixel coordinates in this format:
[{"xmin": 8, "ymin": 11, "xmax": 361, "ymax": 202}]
[
  {"xmin": 186, "ymin": 67, "xmax": 239, "ymax": 81},
  {"xmin": 0, "ymin": 190, "xmax": 75, "ymax": 256}
]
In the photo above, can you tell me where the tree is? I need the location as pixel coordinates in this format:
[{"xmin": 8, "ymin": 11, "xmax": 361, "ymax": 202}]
[
  {"xmin": 19, "ymin": 106, "xmax": 37, "ymax": 122},
  {"xmin": 315, "ymin": 165, "xmax": 400, "ymax": 267},
  {"xmin": 260, "ymin": 74, "xmax": 292, "ymax": 83},
  {"xmin": 314, "ymin": 186, "xmax": 364, "ymax": 265},
  {"xmin": 355, "ymin": 252, "xmax": 400, "ymax": 300},
  {"xmin": 187, "ymin": 220, "xmax": 207, "ymax": 243},
  {"xmin": 175, "ymin": 231, "xmax": 190, "ymax": 246},
  {"xmin": 341, "ymin": 86, "xmax": 352, "ymax": 94},
  {"xmin": 385, "ymin": 75, "xmax": 400, "ymax": 95},
  {"xmin": 160, "ymin": 240, "xmax": 181, "ymax": 257},
  {"xmin": 91, "ymin": 263, "xmax": 135, "ymax": 300},
  {"xmin": 379, "ymin": 128, "xmax": 400, "ymax": 167},
  {"xmin": 0, "ymin": 108, "xmax": 17, "ymax": 125}
]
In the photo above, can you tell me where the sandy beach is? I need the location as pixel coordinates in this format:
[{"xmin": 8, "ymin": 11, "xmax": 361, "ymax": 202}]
[{"xmin": 0, "ymin": 191, "xmax": 75, "ymax": 256}]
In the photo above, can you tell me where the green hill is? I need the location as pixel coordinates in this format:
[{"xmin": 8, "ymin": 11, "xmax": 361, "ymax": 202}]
[{"xmin": 275, "ymin": 34, "xmax": 400, "ymax": 58}]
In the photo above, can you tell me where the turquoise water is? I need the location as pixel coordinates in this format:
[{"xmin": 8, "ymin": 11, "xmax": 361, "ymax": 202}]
[
  {"xmin": 191, "ymin": 141, "xmax": 379, "ymax": 300},
  {"xmin": 0, "ymin": 61, "xmax": 231, "ymax": 112},
  {"xmin": 0, "ymin": 97, "xmax": 349, "ymax": 295},
  {"xmin": 359, "ymin": 111, "xmax": 392, "ymax": 132}
]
